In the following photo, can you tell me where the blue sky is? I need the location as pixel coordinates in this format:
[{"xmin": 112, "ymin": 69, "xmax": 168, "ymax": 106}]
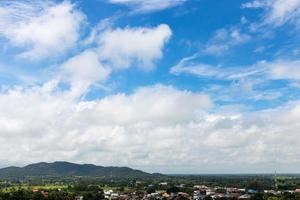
[{"xmin": 0, "ymin": 0, "xmax": 300, "ymax": 174}]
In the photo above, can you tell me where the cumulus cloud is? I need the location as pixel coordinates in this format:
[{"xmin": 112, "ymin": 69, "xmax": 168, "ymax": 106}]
[
  {"xmin": 60, "ymin": 24, "xmax": 172, "ymax": 92},
  {"xmin": 97, "ymin": 24, "xmax": 172, "ymax": 70},
  {"xmin": 89, "ymin": 84, "xmax": 212, "ymax": 125},
  {"xmin": 1, "ymin": 81, "xmax": 300, "ymax": 172},
  {"xmin": 61, "ymin": 50, "xmax": 111, "ymax": 97},
  {"xmin": 107, "ymin": 0, "xmax": 187, "ymax": 13},
  {"xmin": 0, "ymin": 0, "xmax": 85, "ymax": 60},
  {"xmin": 0, "ymin": 83, "xmax": 213, "ymax": 172}
]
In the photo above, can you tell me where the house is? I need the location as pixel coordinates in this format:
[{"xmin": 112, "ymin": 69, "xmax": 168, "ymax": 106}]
[
  {"xmin": 206, "ymin": 188, "xmax": 215, "ymax": 196},
  {"xmin": 247, "ymin": 189, "xmax": 257, "ymax": 194},
  {"xmin": 238, "ymin": 189, "xmax": 246, "ymax": 193},
  {"xmin": 162, "ymin": 193, "xmax": 170, "ymax": 198},
  {"xmin": 75, "ymin": 196, "xmax": 83, "ymax": 200},
  {"xmin": 104, "ymin": 190, "xmax": 114, "ymax": 199},
  {"xmin": 159, "ymin": 182, "xmax": 168, "ymax": 186},
  {"xmin": 120, "ymin": 194, "xmax": 129, "ymax": 199},
  {"xmin": 111, "ymin": 193, "xmax": 119, "ymax": 200},
  {"xmin": 194, "ymin": 185, "xmax": 208, "ymax": 190},
  {"xmin": 32, "ymin": 189, "xmax": 39, "ymax": 193},
  {"xmin": 239, "ymin": 194, "xmax": 251, "ymax": 199}
]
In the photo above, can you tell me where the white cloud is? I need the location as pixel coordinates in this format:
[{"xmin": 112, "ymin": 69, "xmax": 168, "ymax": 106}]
[
  {"xmin": 97, "ymin": 24, "xmax": 172, "ymax": 70},
  {"xmin": 264, "ymin": 60, "xmax": 300, "ymax": 79},
  {"xmin": 171, "ymin": 55, "xmax": 300, "ymax": 81},
  {"xmin": 58, "ymin": 24, "xmax": 172, "ymax": 95},
  {"xmin": 90, "ymin": 84, "xmax": 212, "ymax": 125},
  {"xmin": 0, "ymin": 0, "xmax": 85, "ymax": 60},
  {"xmin": 108, "ymin": 0, "xmax": 187, "ymax": 13},
  {"xmin": 1, "ymin": 0, "xmax": 300, "ymax": 174},
  {"xmin": 203, "ymin": 28, "xmax": 251, "ymax": 55},
  {"xmin": 241, "ymin": 0, "xmax": 267, "ymax": 9},
  {"xmin": 242, "ymin": 0, "xmax": 300, "ymax": 28},
  {"xmin": 1, "ymin": 81, "xmax": 300, "ymax": 173},
  {"xmin": 171, "ymin": 55, "xmax": 226, "ymax": 78},
  {"xmin": 61, "ymin": 50, "xmax": 111, "ymax": 97},
  {"xmin": 171, "ymin": 56, "xmax": 300, "ymax": 102},
  {"xmin": 0, "ymin": 83, "xmax": 214, "ymax": 172},
  {"xmin": 170, "ymin": 54, "xmax": 262, "ymax": 80}
]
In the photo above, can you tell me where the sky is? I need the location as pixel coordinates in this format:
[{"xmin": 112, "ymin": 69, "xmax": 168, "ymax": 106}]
[{"xmin": 0, "ymin": 0, "xmax": 300, "ymax": 174}]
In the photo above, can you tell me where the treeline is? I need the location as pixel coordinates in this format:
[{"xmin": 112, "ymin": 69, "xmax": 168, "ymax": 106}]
[
  {"xmin": 201, "ymin": 193, "xmax": 300, "ymax": 200},
  {"xmin": 0, "ymin": 190, "xmax": 105, "ymax": 200},
  {"xmin": 250, "ymin": 192, "xmax": 300, "ymax": 200},
  {"xmin": 3, "ymin": 174, "xmax": 300, "ymax": 190},
  {"xmin": 168, "ymin": 175, "xmax": 300, "ymax": 190},
  {"xmin": 0, "ymin": 183, "xmax": 105, "ymax": 200}
]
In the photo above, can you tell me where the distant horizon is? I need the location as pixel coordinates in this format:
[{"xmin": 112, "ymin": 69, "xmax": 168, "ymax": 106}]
[{"xmin": 1, "ymin": 161, "xmax": 300, "ymax": 176}]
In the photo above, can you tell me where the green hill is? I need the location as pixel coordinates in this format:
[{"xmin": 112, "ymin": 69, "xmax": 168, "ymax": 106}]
[{"xmin": 0, "ymin": 161, "xmax": 158, "ymax": 179}]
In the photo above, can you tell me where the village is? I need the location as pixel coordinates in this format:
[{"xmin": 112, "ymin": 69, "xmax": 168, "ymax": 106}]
[
  {"xmin": 73, "ymin": 182, "xmax": 300, "ymax": 200},
  {"xmin": 2, "ymin": 174, "xmax": 300, "ymax": 200}
]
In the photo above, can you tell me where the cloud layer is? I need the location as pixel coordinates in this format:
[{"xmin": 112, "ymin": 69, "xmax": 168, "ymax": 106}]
[
  {"xmin": 1, "ymin": 81, "xmax": 300, "ymax": 173},
  {"xmin": 0, "ymin": 83, "xmax": 213, "ymax": 172}
]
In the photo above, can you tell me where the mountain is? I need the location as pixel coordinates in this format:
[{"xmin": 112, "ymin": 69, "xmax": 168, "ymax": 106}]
[{"xmin": 0, "ymin": 161, "xmax": 159, "ymax": 179}]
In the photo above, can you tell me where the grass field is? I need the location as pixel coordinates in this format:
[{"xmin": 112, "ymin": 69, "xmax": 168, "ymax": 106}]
[
  {"xmin": 0, "ymin": 184, "xmax": 128, "ymax": 193},
  {"xmin": 0, "ymin": 185, "xmax": 68, "ymax": 192}
]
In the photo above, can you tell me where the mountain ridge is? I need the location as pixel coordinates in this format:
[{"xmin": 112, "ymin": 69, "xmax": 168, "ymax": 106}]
[{"xmin": 0, "ymin": 161, "xmax": 161, "ymax": 179}]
